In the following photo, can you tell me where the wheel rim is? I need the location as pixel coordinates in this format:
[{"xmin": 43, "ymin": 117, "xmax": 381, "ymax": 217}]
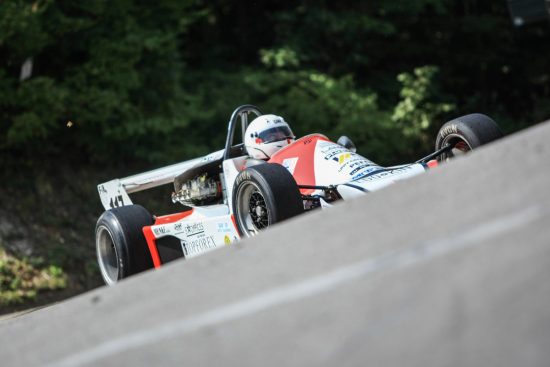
[
  {"xmin": 441, "ymin": 134, "xmax": 472, "ymax": 161},
  {"xmin": 236, "ymin": 181, "xmax": 270, "ymax": 237},
  {"xmin": 96, "ymin": 225, "xmax": 119, "ymax": 285}
]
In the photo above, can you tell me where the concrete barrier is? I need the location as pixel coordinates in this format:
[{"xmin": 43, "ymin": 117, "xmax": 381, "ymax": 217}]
[{"xmin": 1, "ymin": 121, "xmax": 549, "ymax": 367}]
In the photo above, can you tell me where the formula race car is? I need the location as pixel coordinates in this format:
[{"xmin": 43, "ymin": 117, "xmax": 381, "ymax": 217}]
[{"xmin": 95, "ymin": 105, "xmax": 502, "ymax": 285}]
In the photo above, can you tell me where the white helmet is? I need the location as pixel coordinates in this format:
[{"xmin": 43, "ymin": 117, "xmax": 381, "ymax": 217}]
[{"xmin": 244, "ymin": 114, "xmax": 295, "ymax": 159}]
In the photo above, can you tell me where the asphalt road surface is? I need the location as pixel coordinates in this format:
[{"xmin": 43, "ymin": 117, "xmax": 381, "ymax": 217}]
[{"xmin": 1, "ymin": 120, "xmax": 549, "ymax": 367}]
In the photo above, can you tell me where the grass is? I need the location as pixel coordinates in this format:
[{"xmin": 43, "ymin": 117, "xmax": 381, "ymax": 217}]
[{"xmin": 0, "ymin": 247, "xmax": 67, "ymax": 307}]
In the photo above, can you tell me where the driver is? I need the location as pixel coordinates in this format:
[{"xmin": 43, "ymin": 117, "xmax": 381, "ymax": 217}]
[{"xmin": 244, "ymin": 114, "xmax": 295, "ymax": 160}]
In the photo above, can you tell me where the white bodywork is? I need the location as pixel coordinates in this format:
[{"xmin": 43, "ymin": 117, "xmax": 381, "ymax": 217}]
[
  {"xmin": 302, "ymin": 138, "xmax": 426, "ymax": 200},
  {"xmin": 148, "ymin": 205, "xmax": 239, "ymax": 259},
  {"xmin": 313, "ymin": 139, "xmax": 383, "ymax": 185},
  {"xmin": 96, "ymin": 138, "xmax": 428, "ymax": 262}
]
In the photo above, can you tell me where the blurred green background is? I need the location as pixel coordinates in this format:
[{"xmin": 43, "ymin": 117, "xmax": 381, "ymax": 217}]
[{"xmin": 0, "ymin": 0, "xmax": 549, "ymax": 312}]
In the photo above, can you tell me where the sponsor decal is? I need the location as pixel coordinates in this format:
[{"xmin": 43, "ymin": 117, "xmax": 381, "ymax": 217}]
[
  {"xmin": 217, "ymin": 222, "xmax": 232, "ymax": 234},
  {"xmin": 355, "ymin": 166, "xmax": 413, "ymax": 182},
  {"xmin": 342, "ymin": 159, "xmax": 374, "ymax": 173},
  {"xmin": 322, "ymin": 147, "xmax": 348, "ymax": 161},
  {"xmin": 184, "ymin": 222, "xmax": 205, "ymax": 237},
  {"xmin": 201, "ymin": 152, "xmax": 219, "ymax": 162},
  {"xmin": 335, "ymin": 152, "xmax": 351, "ymax": 164},
  {"xmin": 266, "ymin": 116, "xmax": 283, "ymax": 125},
  {"xmin": 352, "ymin": 170, "xmax": 375, "ymax": 181},
  {"xmin": 282, "ymin": 157, "xmax": 299, "ymax": 174},
  {"xmin": 174, "ymin": 222, "xmax": 183, "ymax": 232},
  {"xmin": 349, "ymin": 163, "xmax": 377, "ymax": 176},
  {"xmin": 182, "ymin": 236, "xmax": 217, "ymax": 257},
  {"xmin": 439, "ymin": 124, "xmax": 458, "ymax": 138},
  {"xmin": 224, "ymin": 235, "xmax": 231, "ymax": 245},
  {"xmin": 235, "ymin": 170, "xmax": 252, "ymax": 186},
  {"xmin": 97, "ymin": 185, "xmax": 108, "ymax": 195},
  {"xmin": 153, "ymin": 227, "xmax": 167, "ymax": 236}
]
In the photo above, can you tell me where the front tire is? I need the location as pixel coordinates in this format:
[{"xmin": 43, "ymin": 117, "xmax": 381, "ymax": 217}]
[
  {"xmin": 232, "ymin": 164, "xmax": 304, "ymax": 237},
  {"xmin": 95, "ymin": 205, "xmax": 154, "ymax": 285},
  {"xmin": 435, "ymin": 113, "xmax": 503, "ymax": 161}
]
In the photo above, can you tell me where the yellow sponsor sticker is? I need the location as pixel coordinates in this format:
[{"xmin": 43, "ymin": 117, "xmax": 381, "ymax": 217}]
[{"xmin": 338, "ymin": 153, "xmax": 351, "ymax": 164}]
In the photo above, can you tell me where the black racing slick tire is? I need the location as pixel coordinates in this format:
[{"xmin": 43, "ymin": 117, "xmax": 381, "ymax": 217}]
[
  {"xmin": 95, "ymin": 205, "xmax": 154, "ymax": 285},
  {"xmin": 232, "ymin": 163, "xmax": 304, "ymax": 237},
  {"xmin": 435, "ymin": 113, "xmax": 503, "ymax": 161}
]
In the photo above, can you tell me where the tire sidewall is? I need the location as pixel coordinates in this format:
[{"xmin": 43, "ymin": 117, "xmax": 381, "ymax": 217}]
[
  {"xmin": 96, "ymin": 211, "xmax": 131, "ymax": 283},
  {"xmin": 232, "ymin": 163, "xmax": 303, "ymax": 236},
  {"xmin": 233, "ymin": 168, "xmax": 279, "ymax": 226},
  {"xmin": 95, "ymin": 205, "xmax": 154, "ymax": 284},
  {"xmin": 436, "ymin": 121, "xmax": 480, "ymax": 151},
  {"xmin": 435, "ymin": 114, "xmax": 503, "ymax": 157}
]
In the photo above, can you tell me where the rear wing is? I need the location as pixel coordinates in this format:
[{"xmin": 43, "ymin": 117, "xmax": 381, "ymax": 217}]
[
  {"xmin": 98, "ymin": 105, "xmax": 263, "ymax": 211},
  {"xmin": 97, "ymin": 150, "xmax": 224, "ymax": 210}
]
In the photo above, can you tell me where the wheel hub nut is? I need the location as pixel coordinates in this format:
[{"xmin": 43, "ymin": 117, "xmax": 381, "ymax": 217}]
[{"xmin": 255, "ymin": 206, "xmax": 264, "ymax": 217}]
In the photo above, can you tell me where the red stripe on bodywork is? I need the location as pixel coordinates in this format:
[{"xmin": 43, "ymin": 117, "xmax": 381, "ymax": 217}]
[
  {"xmin": 230, "ymin": 214, "xmax": 239, "ymax": 234},
  {"xmin": 427, "ymin": 160, "xmax": 439, "ymax": 169},
  {"xmin": 154, "ymin": 210, "xmax": 194, "ymax": 225},
  {"xmin": 142, "ymin": 226, "xmax": 162, "ymax": 269},
  {"xmin": 269, "ymin": 134, "xmax": 328, "ymax": 195},
  {"xmin": 142, "ymin": 209, "xmax": 194, "ymax": 268}
]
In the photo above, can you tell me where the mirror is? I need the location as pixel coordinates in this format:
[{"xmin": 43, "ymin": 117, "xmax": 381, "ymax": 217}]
[{"xmin": 337, "ymin": 135, "xmax": 357, "ymax": 153}]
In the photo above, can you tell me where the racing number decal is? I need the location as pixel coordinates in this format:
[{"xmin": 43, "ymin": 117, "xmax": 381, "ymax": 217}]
[
  {"xmin": 109, "ymin": 195, "xmax": 124, "ymax": 209},
  {"xmin": 98, "ymin": 180, "xmax": 133, "ymax": 210}
]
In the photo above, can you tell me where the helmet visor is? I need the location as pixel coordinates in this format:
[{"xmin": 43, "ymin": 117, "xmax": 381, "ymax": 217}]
[{"xmin": 259, "ymin": 126, "xmax": 294, "ymax": 143}]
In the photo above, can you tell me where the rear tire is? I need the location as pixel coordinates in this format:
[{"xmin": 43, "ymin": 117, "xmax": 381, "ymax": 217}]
[
  {"xmin": 232, "ymin": 163, "xmax": 304, "ymax": 237},
  {"xmin": 435, "ymin": 113, "xmax": 503, "ymax": 161},
  {"xmin": 95, "ymin": 205, "xmax": 154, "ymax": 285}
]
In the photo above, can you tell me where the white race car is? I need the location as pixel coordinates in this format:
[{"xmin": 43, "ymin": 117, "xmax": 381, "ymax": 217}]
[{"xmin": 95, "ymin": 105, "xmax": 502, "ymax": 285}]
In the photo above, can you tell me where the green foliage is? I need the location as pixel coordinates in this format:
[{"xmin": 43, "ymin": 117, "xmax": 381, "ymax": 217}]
[
  {"xmin": 0, "ymin": 247, "xmax": 67, "ymax": 306},
  {"xmin": 178, "ymin": 68, "xmax": 402, "ymax": 164},
  {"xmin": 260, "ymin": 47, "xmax": 299, "ymax": 69},
  {"xmin": 393, "ymin": 66, "xmax": 455, "ymax": 143},
  {"xmin": 0, "ymin": 0, "xmax": 548, "ymax": 166},
  {"xmin": 7, "ymin": 77, "xmax": 68, "ymax": 145},
  {"xmin": 249, "ymin": 70, "xmax": 397, "ymax": 162},
  {"xmin": 0, "ymin": 0, "xmax": 197, "ymax": 161}
]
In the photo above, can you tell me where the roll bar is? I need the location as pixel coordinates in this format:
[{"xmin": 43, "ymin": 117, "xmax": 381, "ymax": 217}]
[{"xmin": 223, "ymin": 104, "xmax": 262, "ymax": 160}]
